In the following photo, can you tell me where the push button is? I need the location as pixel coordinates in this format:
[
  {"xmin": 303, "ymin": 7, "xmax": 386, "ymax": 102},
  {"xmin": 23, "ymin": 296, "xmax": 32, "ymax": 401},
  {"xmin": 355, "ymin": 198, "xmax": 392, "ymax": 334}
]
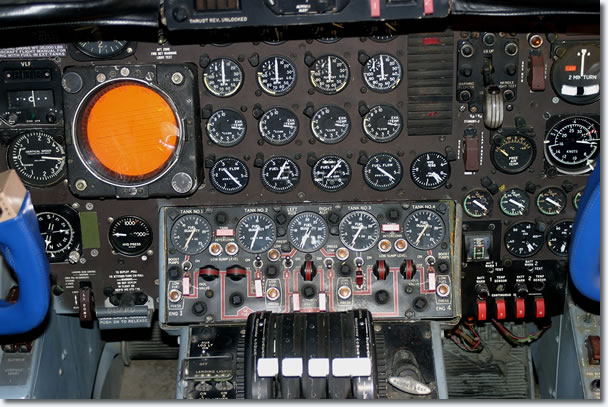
[
  {"xmin": 535, "ymin": 297, "xmax": 546, "ymax": 318},
  {"xmin": 477, "ymin": 300, "xmax": 487, "ymax": 321},
  {"xmin": 515, "ymin": 298, "xmax": 526, "ymax": 319},
  {"xmin": 495, "ymin": 299, "xmax": 506, "ymax": 320}
]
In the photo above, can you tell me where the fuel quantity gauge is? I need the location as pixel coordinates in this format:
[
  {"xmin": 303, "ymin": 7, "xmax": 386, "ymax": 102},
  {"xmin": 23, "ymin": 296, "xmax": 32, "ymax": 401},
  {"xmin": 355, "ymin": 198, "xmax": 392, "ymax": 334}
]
[{"xmin": 170, "ymin": 214, "xmax": 212, "ymax": 255}]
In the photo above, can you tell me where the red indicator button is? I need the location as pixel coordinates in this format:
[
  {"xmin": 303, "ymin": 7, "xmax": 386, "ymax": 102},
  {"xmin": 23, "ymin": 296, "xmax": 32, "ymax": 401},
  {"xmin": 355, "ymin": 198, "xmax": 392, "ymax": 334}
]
[
  {"xmin": 370, "ymin": 0, "xmax": 380, "ymax": 17},
  {"xmin": 495, "ymin": 299, "xmax": 506, "ymax": 320},
  {"xmin": 423, "ymin": 0, "xmax": 434, "ymax": 15},
  {"xmin": 477, "ymin": 301, "xmax": 487, "ymax": 321},
  {"xmin": 535, "ymin": 297, "xmax": 546, "ymax": 319},
  {"xmin": 564, "ymin": 65, "xmax": 577, "ymax": 72},
  {"xmin": 515, "ymin": 298, "xmax": 526, "ymax": 319}
]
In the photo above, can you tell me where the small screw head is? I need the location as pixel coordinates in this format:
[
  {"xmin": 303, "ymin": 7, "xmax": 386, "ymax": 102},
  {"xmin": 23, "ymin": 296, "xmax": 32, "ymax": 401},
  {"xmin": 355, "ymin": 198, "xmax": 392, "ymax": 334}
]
[
  {"xmin": 75, "ymin": 179, "xmax": 88, "ymax": 191},
  {"xmin": 171, "ymin": 72, "xmax": 184, "ymax": 85}
]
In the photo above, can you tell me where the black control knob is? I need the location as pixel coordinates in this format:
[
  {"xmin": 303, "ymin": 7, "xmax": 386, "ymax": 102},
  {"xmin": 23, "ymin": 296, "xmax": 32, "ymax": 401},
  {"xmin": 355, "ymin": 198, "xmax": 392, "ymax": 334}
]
[
  {"xmin": 226, "ymin": 265, "xmax": 247, "ymax": 281},
  {"xmin": 339, "ymin": 263, "xmax": 352, "ymax": 276},
  {"xmin": 375, "ymin": 289, "xmax": 390, "ymax": 305},
  {"xmin": 168, "ymin": 266, "xmax": 181, "ymax": 280},
  {"xmin": 514, "ymin": 283, "xmax": 529, "ymax": 298},
  {"xmin": 192, "ymin": 301, "xmax": 207, "ymax": 316},
  {"xmin": 475, "ymin": 283, "xmax": 490, "ymax": 300},
  {"xmin": 229, "ymin": 292, "xmax": 244, "ymax": 307},
  {"xmin": 265, "ymin": 264, "xmax": 279, "ymax": 278},
  {"xmin": 459, "ymin": 89, "xmax": 472, "ymax": 102},
  {"xmin": 199, "ymin": 265, "xmax": 220, "ymax": 282},
  {"xmin": 437, "ymin": 261, "xmax": 450, "ymax": 274},
  {"xmin": 300, "ymin": 260, "xmax": 317, "ymax": 281},
  {"xmin": 460, "ymin": 42, "xmax": 474, "ymax": 58},
  {"xmin": 373, "ymin": 260, "xmax": 390, "ymax": 280},
  {"xmin": 400, "ymin": 259, "xmax": 416, "ymax": 280}
]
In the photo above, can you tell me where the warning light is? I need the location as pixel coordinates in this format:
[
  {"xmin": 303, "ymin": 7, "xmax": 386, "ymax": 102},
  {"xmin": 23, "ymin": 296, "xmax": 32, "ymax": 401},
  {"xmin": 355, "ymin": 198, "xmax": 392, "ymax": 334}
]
[
  {"xmin": 564, "ymin": 65, "xmax": 577, "ymax": 72},
  {"xmin": 77, "ymin": 80, "xmax": 180, "ymax": 185}
]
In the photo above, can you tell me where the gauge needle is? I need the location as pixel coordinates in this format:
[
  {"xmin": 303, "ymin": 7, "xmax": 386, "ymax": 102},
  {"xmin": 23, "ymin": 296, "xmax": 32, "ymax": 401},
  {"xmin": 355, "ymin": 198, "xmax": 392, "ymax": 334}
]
[
  {"xmin": 112, "ymin": 232, "xmax": 127, "ymax": 237},
  {"xmin": 250, "ymin": 226, "xmax": 260, "ymax": 250},
  {"xmin": 184, "ymin": 227, "xmax": 197, "ymax": 250},
  {"xmin": 509, "ymin": 199, "xmax": 525, "ymax": 208},
  {"xmin": 526, "ymin": 242, "xmax": 535, "ymax": 252},
  {"xmin": 560, "ymin": 242, "xmax": 567, "ymax": 252},
  {"xmin": 274, "ymin": 57, "xmax": 279, "ymax": 83},
  {"xmin": 546, "ymin": 197, "xmax": 562, "ymax": 208},
  {"xmin": 473, "ymin": 200, "xmax": 487, "ymax": 211},
  {"xmin": 275, "ymin": 161, "xmax": 289, "ymax": 179},
  {"xmin": 351, "ymin": 224, "xmax": 364, "ymax": 246},
  {"xmin": 415, "ymin": 223, "xmax": 429, "ymax": 245},
  {"xmin": 496, "ymin": 147, "xmax": 510, "ymax": 157},
  {"xmin": 379, "ymin": 55, "xmax": 386, "ymax": 79},
  {"xmin": 44, "ymin": 235, "xmax": 51, "ymax": 250},
  {"xmin": 428, "ymin": 172, "xmax": 443, "ymax": 183},
  {"xmin": 222, "ymin": 168, "xmax": 242, "ymax": 187},
  {"xmin": 579, "ymin": 48, "xmax": 588, "ymax": 76},
  {"xmin": 377, "ymin": 167, "xmax": 395, "ymax": 180},
  {"xmin": 221, "ymin": 59, "xmax": 226, "ymax": 85},
  {"xmin": 41, "ymin": 156, "xmax": 64, "ymax": 161},
  {"xmin": 576, "ymin": 140, "xmax": 597, "ymax": 145},
  {"xmin": 301, "ymin": 227, "xmax": 312, "ymax": 248},
  {"xmin": 325, "ymin": 162, "xmax": 341, "ymax": 178}
]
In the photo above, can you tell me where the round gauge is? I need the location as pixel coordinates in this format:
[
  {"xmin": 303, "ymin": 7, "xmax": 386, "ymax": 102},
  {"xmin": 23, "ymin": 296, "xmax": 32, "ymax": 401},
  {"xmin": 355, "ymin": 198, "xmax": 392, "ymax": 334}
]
[
  {"xmin": 311, "ymin": 105, "xmax": 351, "ymax": 144},
  {"xmin": 109, "ymin": 216, "xmax": 153, "ymax": 256},
  {"xmin": 170, "ymin": 214, "xmax": 212, "ymax": 255},
  {"xmin": 504, "ymin": 222, "xmax": 544, "ymax": 258},
  {"xmin": 499, "ymin": 188, "xmax": 529, "ymax": 217},
  {"xmin": 317, "ymin": 36, "xmax": 341, "ymax": 44},
  {"xmin": 369, "ymin": 34, "xmax": 396, "ymax": 43},
  {"xmin": 75, "ymin": 41, "xmax": 128, "ymax": 58},
  {"xmin": 410, "ymin": 152, "xmax": 451, "ymax": 190},
  {"xmin": 404, "ymin": 209, "xmax": 445, "ymax": 251},
  {"xmin": 546, "ymin": 220, "xmax": 573, "ymax": 256},
  {"xmin": 362, "ymin": 53, "xmax": 403, "ymax": 93},
  {"xmin": 261, "ymin": 156, "xmax": 300, "ymax": 193},
  {"xmin": 309, "ymin": 55, "xmax": 350, "ymax": 94},
  {"xmin": 363, "ymin": 105, "xmax": 403, "ymax": 143},
  {"xmin": 37, "ymin": 212, "xmax": 75, "ymax": 260},
  {"xmin": 312, "ymin": 155, "xmax": 351, "ymax": 192},
  {"xmin": 203, "ymin": 58, "xmax": 244, "ymax": 97},
  {"xmin": 536, "ymin": 187, "xmax": 567, "ymax": 216},
  {"xmin": 490, "ymin": 133, "xmax": 536, "ymax": 174},
  {"xmin": 209, "ymin": 157, "xmax": 249, "ymax": 194},
  {"xmin": 545, "ymin": 116, "xmax": 600, "ymax": 175},
  {"xmin": 339, "ymin": 211, "xmax": 380, "ymax": 252},
  {"xmin": 573, "ymin": 189, "xmax": 584, "ymax": 210},
  {"xmin": 8, "ymin": 131, "xmax": 66, "ymax": 187},
  {"xmin": 288, "ymin": 212, "xmax": 329, "ymax": 252},
  {"xmin": 363, "ymin": 153, "xmax": 403, "ymax": 191},
  {"xmin": 551, "ymin": 43, "xmax": 599, "ymax": 105},
  {"xmin": 206, "ymin": 108, "xmax": 247, "ymax": 147},
  {"xmin": 463, "ymin": 189, "xmax": 493, "ymax": 218},
  {"xmin": 259, "ymin": 107, "xmax": 299, "ymax": 145},
  {"xmin": 256, "ymin": 55, "xmax": 297, "ymax": 96},
  {"xmin": 236, "ymin": 213, "xmax": 277, "ymax": 253}
]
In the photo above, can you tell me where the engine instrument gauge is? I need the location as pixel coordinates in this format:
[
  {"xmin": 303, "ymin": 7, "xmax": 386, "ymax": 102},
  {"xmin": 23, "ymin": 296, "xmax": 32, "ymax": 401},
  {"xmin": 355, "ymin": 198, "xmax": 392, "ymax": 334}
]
[
  {"xmin": 75, "ymin": 41, "xmax": 128, "ymax": 58},
  {"xmin": 545, "ymin": 116, "xmax": 599, "ymax": 174},
  {"xmin": 490, "ymin": 133, "xmax": 536, "ymax": 174},
  {"xmin": 363, "ymin": 153, "xmax": 403, "ymax": 191},
  {"xmin": 37, "ymin": 211, "xmax": 76, "ymax": 261},
  {"xmin": 410, "ymin": 152, "xmax": 450, "ymax": 190},
  {"xmin": 170, "ymin": 214, "xmax": 212, "ymax": 255},
  {"xmin": 404, "ymin": 209, "xmax": 445, "ymax": 251},
  {"xmin": 309, "ymin": 55, "xmax": 350, "ymax": 94},
  {"xmin": 209, "ymin": 157, "xmax": 249, "ymax": 194},
  {"xmin": 362, "ymin": 104, "xmax": 403, "ymax": 143},
  {"xmin": 551, "ymin": 43, "xmax": 600, "ymax": 105},
  {"xmin": 203, "ymin": 57, "xmax": 244, "ymax": 97},
  {"xmin": 109, "ymin": 216, "xmax": 153, "ymax": 256},
  {"xmin": 499, "ymin": 188, "xmax": 529, "ymax": 217},
  {"xmin": 206, "ymin": 108, "xmax": 247, "ymax": 147},
  {"xmin": 504, "ymin": 222, "xmax": 544, "ymax": 258},
  {"xmin": 259, "ymin": 107, "xmax": 299, "ymax": 145},
  {"xmin": 536, "ymin": 187, "xmax": 567, "ymax": 216},
  {"xmin": 8, "ymin": 131, "xmax": 66, "ymax": 187},
  {"xmin": 288, "ymin": 212, "xmax": 329, "ymax": 252},
  {"xmin": 312, "ymin": 155, "xmax": 351, "ymax": 192},
  {"xmin": 236, "ymin": 213, "xmax": 277, "ymax": 253},
  {"xmin": 463, "ymin": 190, "xmax": 493, "ymax": 218},
  {"xmin": 546, "ymin": 220, "xmax": 573, "ymax": 256},
  {"xmin": 261, "ymin": 156, "xmax": 300, "ymax": 193},
  {"xmin": 362, "ymin": 53, "xmax": 402, "ymax": 92},
  {"xmin": 257, "ymin": 55, "xmax": 297, "ymax": 96},
  {"xmin": 339, "ymin": 211, "xmax": 380, "ymax": 252},
  {"xmin": 573, "ymin": 189, "xmax": 583, "ymax": 210},
  {"xmin": 310, "ymin": 105, "xmax": 351, "ymax": 144}
]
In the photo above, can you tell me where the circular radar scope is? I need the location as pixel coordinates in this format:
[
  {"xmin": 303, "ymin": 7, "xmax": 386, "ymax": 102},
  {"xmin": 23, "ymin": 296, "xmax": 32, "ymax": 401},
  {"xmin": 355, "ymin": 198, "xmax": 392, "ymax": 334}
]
[{"xmin": 74, "ymin": 79, "xmax": 181, "ymax": 187}]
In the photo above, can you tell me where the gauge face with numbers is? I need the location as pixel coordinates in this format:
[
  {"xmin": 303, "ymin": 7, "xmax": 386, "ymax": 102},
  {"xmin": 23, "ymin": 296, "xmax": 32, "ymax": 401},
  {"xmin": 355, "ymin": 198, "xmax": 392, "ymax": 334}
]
[
  {"xmin": 545, "ymin": 116, "xmax": 600, "ymax": 175},
  {"xmin": 363, "ymin": 153, "xmax": 403, "ymax": 191},
  {"xmin": 203, "ymin": 57, "xmax": 244, "ymax": 97},
  {"xmin": 312, "ymin": 155, "xmax": 351, "ymax": 192},
  {"xmin": 206, "ymin": 109, "xmax": 247, "ymax": 147},
  {"xmin": 261, "ymin": 156, "xmax": 300, "ymax": 193},
  {"xmin": 463, "ymin": 189, "xmax": 493, "ymax": 218},
  {"xmin": 236, "ymin": 213, "xmax": 277, "ymax": 253},
  {"xmin": 546, "ymin": 220, "xmax": 573, "ymax": 256},
  {"xmin": 500, "ymin": 188, "xmax": 529, "ymax": 217},
  {"xmin": 288, "ymin": 212, "xmax": 329, "ymax": 252},
  {"xmin": 109, "ymin": 216, "xmax": 153, "ymax": 256},
  {"xmin": 170, "ymin": 214, "xmax": 212, "ymax": 255},
  {"xmin": 339, "ymin": 211, "xmax": 380, "ymax": 252},
  {"xmin": 37, "ymin": 212, "xmax": 75, "ymax": 260},
  {"xmin": 257, "ymin": 55, "xmax": 297, "ymax": 96},
  {"xmin": 8, "ymin": 131, "xmax": 66, "ymax": 187},
  {"xmin": 311, "ymin": 105, "xmax": 351, "ymax": 144},
  {"xmin": 363, "ymin": 104, "xmax": 403, "ymax": 143},
  {"xmin": 490, "ymin": 133, "xmax": 536, "ymax": 174},
  {"xmin": 504, "ymin": 221, "xmax": 544, "ymax": 258},
  {"xmin": 410, "ymin": 152, "xmax": 450, "ymax": 190},
  {"xmin": 259, "ymin": 107, "xmax": 299, "ymax": 145},
  {"xmin": 362, "ymin": 53, "xmax": 402, "ymax": 92},
  {"xmin": 75, "ymin": 40, "xmax": 128, "ymax": 58},
  {"xmin": 404, "ymin": 209, "xmax": 445, "ymax": 250},
  {"xmin": 309, "ymin": 55, "xmax": 350, "ymax": 94},
  {"xmin": 536, "ymin": 187, "xmax": 567, "ymax": 216},
  {"xmin": 210, "ymin": 157, "xmax": 249, "ymax": 194}
]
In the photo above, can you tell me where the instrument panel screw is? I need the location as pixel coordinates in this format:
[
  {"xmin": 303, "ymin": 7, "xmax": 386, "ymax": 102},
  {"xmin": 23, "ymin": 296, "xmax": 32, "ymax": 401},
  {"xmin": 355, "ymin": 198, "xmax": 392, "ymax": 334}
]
[
  {"xmin": 171, "ymin": 72, "xmax": 184, "ymax": 85},
  {"xmin": 552, "ymin": 97, "xmax": 559, "ymax": 104},
  {"xmin": 75, "ymin": 179, "xmax": 87, "ymax": 191},
  {"xmin": 120, "ymin": 67, "xmax": 130, "ymax": 76},
  {"xmin": 95, "ymin": 73, "xmax": 106, "ymax": 83}
]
